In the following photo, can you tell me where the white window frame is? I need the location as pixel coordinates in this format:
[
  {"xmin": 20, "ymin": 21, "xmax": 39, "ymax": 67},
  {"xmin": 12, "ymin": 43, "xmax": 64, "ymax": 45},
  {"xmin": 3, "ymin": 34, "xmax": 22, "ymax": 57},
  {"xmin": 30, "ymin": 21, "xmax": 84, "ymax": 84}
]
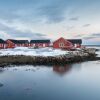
[{"xmin": 59, "ymin": 43, "xmax": 64, "ymax": 47}]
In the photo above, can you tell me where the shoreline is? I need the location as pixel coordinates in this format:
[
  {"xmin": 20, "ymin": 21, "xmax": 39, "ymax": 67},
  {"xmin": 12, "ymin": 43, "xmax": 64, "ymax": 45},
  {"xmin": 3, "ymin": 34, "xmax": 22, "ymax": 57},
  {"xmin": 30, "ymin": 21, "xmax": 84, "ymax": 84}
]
[
  {"xmin": 0, "ymin": 47, "xmax": 99, "ymax": 67},
  {"xmin": 0, "ymin": 54, "xmax": 99, "ymax": 67}
]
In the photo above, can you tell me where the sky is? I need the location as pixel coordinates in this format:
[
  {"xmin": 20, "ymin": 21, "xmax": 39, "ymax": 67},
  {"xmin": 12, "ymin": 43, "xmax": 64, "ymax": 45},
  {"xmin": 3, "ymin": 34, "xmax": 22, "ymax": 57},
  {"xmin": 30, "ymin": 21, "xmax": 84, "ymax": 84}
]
[{"xmin": 0, "ymin": 0, "xmax": 100, "ymax": 45}]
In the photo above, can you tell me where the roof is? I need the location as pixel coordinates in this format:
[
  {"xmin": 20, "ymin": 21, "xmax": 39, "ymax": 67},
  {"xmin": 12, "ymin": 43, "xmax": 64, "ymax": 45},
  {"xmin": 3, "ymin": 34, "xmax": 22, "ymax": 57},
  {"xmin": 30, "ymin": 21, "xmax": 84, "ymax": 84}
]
[
  {"xmin": 18, "ymin": 40, "xmax": 29, "ymax": 44},
  {"xmin": 30, "ymin": 40, "xmax": 50, "ymax": 43},
  {"xmin": 53, "ymin": 37, "xmax": 82, "ymax": 44},
  {"xmin": 8, "ymin": 39, "xmax": 20, "ymax": 44},
  {"xmin": 67, "ymin": 39, "xmax": 82, "ymax": 44},
  {"xmin": 8, "ymin": 39, "xmax": 29, "ymax": 44},
  {"xmin": 0, "ymin": 39, "xmax": 6, "ymax": 43},
  {"xmin": 53, "ymin": 37, "xmax": 65, "ymax": 44}
]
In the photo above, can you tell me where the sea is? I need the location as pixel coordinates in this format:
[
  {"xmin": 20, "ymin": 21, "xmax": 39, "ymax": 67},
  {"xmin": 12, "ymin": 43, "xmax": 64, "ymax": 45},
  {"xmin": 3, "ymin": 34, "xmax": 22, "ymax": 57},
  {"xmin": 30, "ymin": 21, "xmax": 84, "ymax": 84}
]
[{"xmin": 0, "ymin": 46, "xmax": 100, "ymax": 100}]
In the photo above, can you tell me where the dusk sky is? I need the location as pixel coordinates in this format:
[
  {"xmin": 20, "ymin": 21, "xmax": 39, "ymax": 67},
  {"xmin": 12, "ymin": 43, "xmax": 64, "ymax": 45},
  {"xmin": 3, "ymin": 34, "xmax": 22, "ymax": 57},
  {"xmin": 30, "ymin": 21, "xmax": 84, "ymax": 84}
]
[{"xmin": 0, "ymin": 0, "xmax": 100, "ymax": 45}]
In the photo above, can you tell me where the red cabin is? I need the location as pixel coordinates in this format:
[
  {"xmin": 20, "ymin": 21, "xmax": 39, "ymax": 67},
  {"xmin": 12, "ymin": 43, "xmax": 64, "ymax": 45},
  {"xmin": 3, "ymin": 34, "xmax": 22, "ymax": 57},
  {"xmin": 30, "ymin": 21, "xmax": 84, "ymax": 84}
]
[
  {"xmin": 30, "ymin": 40, "xmax": 50, "ymax": 48},
  {"xmin": 6, "ymin": 39, "xmax": 29, "ymax": 48},
  {"xmin": 18, "ymin": 40, "xmax": 29, "ymax": 47},
  {"xmin": 0, "ymin": 39, "xmax": 6, "ymax": 49},
  {"xmin": 53, "ymin": 37, "xmax": 82, "ymax": 49},
  {"xmin": 53, "ymin": 37, "xmax": 73, "ymax": 49},
  {"xmin": 67, "ymin": 39, "xmax": 82, "ymax": 48}
]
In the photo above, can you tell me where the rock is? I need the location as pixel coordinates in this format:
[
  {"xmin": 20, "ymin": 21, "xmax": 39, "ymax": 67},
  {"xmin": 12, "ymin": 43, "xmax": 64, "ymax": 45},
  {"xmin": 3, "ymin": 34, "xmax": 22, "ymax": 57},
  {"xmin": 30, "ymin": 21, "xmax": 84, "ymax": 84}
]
[
  {"xmin": 0, "ymin": 47, "xmax": 98, "ymax": 66},
  {"xmin": 83, "ymin": 48, "xmax": 96, "ymax": 54},
  {"xmin": 0, "ymin": 83, "xmax": 4, "ymax": 87}
]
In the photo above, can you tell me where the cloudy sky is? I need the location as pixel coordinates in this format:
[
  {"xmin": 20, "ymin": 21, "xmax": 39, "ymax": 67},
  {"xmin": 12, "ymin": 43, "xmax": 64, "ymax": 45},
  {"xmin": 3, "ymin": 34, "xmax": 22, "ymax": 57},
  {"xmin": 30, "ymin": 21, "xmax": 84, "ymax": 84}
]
[{"xmin": 0, "ymin": 0, "xmax": 100, "ymax": 45}]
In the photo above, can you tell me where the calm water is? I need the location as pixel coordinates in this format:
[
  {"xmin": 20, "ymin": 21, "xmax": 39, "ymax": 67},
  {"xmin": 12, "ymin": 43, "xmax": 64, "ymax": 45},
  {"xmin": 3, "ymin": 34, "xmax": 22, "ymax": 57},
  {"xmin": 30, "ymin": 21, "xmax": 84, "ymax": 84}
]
[
  {"xmin": 0, "ymin": 61, "xmax": 100, "ymax": 100},
  {"xmin": 0, "ymin": 46, "xmax": 100, "ymax": 100}
]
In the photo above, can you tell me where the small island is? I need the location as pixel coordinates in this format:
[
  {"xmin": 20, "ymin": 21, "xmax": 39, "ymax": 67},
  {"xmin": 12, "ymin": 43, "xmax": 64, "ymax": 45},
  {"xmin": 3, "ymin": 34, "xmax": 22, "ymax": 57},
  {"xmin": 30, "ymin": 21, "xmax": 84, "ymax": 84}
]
[
  {"xmin": 0, "ymin": 47, "xmax": 99, "ymax": 67},
  {"xmin": 0, "ymin": 38, "xmax": 100, "ymax": 67}
]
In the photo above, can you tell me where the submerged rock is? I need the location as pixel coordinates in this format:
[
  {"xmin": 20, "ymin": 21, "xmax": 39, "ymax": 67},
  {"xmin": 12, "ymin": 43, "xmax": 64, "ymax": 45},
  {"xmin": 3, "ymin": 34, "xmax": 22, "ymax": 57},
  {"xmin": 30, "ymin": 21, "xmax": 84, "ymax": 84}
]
[{"xmin": 0, "ymin": 83, "xmax": 4, "ymax": 87}]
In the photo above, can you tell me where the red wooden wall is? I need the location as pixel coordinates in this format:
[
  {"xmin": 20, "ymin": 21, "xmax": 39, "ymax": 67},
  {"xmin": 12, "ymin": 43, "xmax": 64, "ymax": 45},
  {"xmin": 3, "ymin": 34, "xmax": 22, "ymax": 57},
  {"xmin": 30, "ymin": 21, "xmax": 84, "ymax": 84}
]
[{"xmin": 53, "ymin": 37, "xmax": 73, "ymax": 49}]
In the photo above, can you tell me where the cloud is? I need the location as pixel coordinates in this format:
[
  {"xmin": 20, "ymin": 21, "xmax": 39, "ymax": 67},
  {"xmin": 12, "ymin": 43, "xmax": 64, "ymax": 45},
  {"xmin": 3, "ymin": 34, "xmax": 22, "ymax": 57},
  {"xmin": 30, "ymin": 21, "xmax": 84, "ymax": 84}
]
[
  {"xmin": 37, "ymin": 1, "xmax": 68, "ymax": 23},
  {"xmin": 90, "ymin": 33, "xmax": 100, "ymax": 36},
  {"xmin": 83, "ymin": 33, "xmax": 100, "ymax": 40},
  {"xmin": 69, "ymin": 17, "xmax": 79, "ymax": 21},
  {"xmin": 0, "ymin": 21, "xmax": 46, "ymax": 39},
  {"xmin": 74, "ymin": 33, "xmax": 100, "ymax": 40},
  {"xmin": 0, "ymin": 0, "xmax": 70, "ymax": 24},
  {"xmin": 74, "ymin": 33, "xmax": 100, "ymax": 45},
  {"xmin": 83, "ymin": 24, "xmax": 91, "ymax": 27},
  {"xmin": 0, "ymin": 0, "xmax": 100, "ymax": 44},
  {"xmin": 74, "ymin": 34, "xmax": 84, "ymax": 38},
  {"xmin": 66, "ymin": 26, "xmax": 75, "ymax": 31},
  {"xmin": 83, "ymin": 33, "xmax": 99, "ymax": 39}
]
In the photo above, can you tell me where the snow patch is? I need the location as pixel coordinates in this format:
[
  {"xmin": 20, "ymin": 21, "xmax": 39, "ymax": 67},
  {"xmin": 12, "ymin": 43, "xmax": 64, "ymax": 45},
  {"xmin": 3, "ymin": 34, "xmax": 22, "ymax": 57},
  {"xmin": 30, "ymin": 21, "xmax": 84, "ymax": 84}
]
[{"xmin": 0, "ymin": 47, "xmax": 68, "ymax": 57}]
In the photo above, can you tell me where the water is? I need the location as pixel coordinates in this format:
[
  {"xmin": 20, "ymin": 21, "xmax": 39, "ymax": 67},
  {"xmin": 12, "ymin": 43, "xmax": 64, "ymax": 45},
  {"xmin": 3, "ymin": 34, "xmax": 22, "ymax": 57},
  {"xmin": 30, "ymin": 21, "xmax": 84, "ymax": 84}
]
[
  {"xmin": 0, "ymin": 46, "xmax": 100, "ymax": 100},
  {"xmin": 0, "ymin": 61, "xmax": 100, "ymax": 100}
]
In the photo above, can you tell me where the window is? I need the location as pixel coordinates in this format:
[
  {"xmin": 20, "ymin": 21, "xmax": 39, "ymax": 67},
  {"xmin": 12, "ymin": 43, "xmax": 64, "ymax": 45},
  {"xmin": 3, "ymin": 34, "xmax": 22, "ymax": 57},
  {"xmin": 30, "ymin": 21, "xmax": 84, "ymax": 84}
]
[
  {"xmin": 33, "ymin": 44, "xmax": 35, "ymax": 46},
  {"xmin": 43, "ymin": 44, "xmax": 46, "ymax": 47},
  {"xmin": 59, "ymin": 43, "xmax": 64, "ymax": 47}
]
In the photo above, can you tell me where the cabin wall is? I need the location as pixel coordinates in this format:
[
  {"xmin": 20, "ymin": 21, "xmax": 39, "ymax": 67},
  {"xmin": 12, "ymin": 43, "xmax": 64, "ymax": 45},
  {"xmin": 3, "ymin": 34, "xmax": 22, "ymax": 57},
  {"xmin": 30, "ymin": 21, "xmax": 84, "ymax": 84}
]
[
  {"xmin": 30, "ymin": 43, "xmax": 50, "ymax": 47},
  {"xmin": 0, "ymin": 43, "xmax": 6, "ymax": 49},
  {"xmin": 6, "ymin": 40, "xmax": 29, "ymax": 48},
  {"xmin": 16, "ymin": 44, "xmax": 29, "ymax": 47},
  {"xmin": 53, "ymin": 38, "xmax": 73, "ymax": 49},
  {"xmin": 6, "ymin": 40, "xmax": 15, "ymax": 48},
  {"xmin": 53, "ymin": 38, "xmax": 82, "ymax": 49}
]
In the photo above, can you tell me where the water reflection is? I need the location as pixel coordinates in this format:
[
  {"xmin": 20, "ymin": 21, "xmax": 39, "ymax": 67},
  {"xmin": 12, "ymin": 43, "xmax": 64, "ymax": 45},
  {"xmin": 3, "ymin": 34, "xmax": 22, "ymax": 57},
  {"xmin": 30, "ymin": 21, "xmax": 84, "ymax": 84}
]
[
  {"xmin": 0, "ymin": 61, "xmax": 100, "ymax": 100},
  {"xmin": 53, "ymin": 64, "xmax": 72, "ymax": 75},
  {"xmin": 0, "ymin": 68, "xmax": 4, "ymax": 73}
]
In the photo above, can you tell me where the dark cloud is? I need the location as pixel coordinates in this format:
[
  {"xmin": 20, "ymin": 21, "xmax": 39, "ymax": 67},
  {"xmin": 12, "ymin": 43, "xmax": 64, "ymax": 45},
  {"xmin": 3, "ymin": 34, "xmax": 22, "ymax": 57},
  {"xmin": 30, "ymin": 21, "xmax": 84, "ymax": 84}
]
[
  {"xmin": 37, "ymin": 0, "xmax": 68, "ymax": 23},
  {"xmin": 83, "ymin": 33, "xmax": 100, "ymax": 40},
  {"xmin": 74, "ymin": 33, "xmax": 100, "ymax": 40},
  {"xmin": 82, "ymin": 33, "xmax": 100, "ymax": 45},
  {"xmin": 0, "ymin": 0, "xmax": 70, "ymax": 23},
  {"xmin": 90, "ymin": 33, "xmax": 100, "ymax": 36},
  {"xmin": 83, "ymin": 24, "xmax": 91, "ymax": 27}
]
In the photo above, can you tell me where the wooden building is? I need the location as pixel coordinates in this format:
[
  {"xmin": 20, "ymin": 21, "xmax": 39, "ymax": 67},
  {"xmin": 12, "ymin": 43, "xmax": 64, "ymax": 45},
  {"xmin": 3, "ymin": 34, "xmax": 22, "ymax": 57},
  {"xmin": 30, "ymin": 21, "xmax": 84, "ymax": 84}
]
[
  {"xmin": 53, "ymin": 37, "xmax": 73, "ymax": 49},
  {"xmin": 18, "ymin": 40, "xmax": 29, "ymax": 47},
  {"xmin": 53, "ymin": 37, "xmax": 82, "ymax": 49},
  {"xmin": 30, "ymin": 40, "xmax": 50, "ymax": 48},
  {"xmin": 67, "ymin": 39, "xmax": 82, "ymax": 48},
  {"xmin": 6, "ymin": 39, "xmax": 29, "ymax": 48},
  {"xmin": 0, "ymin": 39, "xmax": 6, "ymax": 49}
]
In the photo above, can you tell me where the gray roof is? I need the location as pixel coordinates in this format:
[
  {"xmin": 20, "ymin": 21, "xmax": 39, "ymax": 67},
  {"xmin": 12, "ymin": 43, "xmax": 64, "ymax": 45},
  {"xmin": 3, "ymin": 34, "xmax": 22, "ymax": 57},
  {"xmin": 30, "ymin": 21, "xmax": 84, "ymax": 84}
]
[
  {"xmin": 67, "ymin": 39, "xmax": 82, "ymax": 44},
  {"xmin": 30, "ymin": 40, "xmax": 50, "ymax": 43},
  {"xmin": 8, "ymin": 39, "xmax": 29, "ymax": 44},
  {"xmin": 0, "ymin": 39, "xmax": 6, "ymax": 43}
]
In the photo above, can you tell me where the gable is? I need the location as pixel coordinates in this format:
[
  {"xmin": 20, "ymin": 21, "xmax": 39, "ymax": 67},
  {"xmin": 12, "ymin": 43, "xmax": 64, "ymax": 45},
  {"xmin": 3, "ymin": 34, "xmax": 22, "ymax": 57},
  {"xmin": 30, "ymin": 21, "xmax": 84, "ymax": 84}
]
[
  {"xmin": 53, "ymin": 37, "xmax": 65, "ymax": 44},
  {"xmin": 53, "ymin": 37, "xmax": 72, "ymax": 45},
  {"xmin": 6, "ymin": 40, "xmax": 15, "ymax": 44}
]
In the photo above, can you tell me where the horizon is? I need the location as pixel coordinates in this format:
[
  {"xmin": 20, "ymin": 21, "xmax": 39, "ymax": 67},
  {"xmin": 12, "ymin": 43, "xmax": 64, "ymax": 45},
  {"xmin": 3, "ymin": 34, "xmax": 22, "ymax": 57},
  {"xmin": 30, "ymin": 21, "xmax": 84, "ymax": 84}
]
[{"xmin": 0, "ymin": 0, "xmax": 100, "ymax": 45}]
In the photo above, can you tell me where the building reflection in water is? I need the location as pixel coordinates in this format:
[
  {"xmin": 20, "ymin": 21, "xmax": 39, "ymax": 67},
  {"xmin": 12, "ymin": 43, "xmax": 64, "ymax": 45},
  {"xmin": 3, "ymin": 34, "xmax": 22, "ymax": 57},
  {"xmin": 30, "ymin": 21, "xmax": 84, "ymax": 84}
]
[
  {"xmin": 0, "ymin": 68, "xmax": 4, "ymax": 73},
  {"xmin": 53, "ymin": 64, "xmax": 72, "ymax": 75}
]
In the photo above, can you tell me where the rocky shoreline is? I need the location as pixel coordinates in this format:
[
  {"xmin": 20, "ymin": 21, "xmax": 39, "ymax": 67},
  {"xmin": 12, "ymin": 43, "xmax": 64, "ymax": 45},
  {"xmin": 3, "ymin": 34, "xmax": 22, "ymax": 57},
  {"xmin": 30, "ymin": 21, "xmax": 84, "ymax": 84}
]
[{"xmin": 0, "ymin": 48, "xmax": 99, "ymax": 67}]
